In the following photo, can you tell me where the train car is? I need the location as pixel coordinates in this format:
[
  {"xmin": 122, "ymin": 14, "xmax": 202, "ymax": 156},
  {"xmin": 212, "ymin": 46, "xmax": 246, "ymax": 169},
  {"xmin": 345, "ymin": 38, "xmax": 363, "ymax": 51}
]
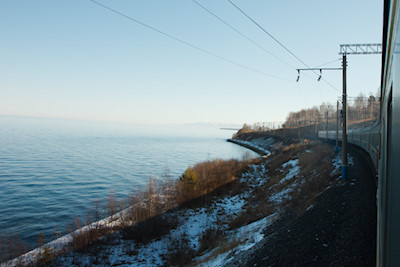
[
  {"xmin": 318, "ymin": 121, "xmax": 380, "ymax": 172},
  {"xmin": 377, "ymin": 0, "xmax": 400, "ymax": 265},
  {"xmin": 319, "ymin": 1, "xmax": 399, "ymax": 265}
]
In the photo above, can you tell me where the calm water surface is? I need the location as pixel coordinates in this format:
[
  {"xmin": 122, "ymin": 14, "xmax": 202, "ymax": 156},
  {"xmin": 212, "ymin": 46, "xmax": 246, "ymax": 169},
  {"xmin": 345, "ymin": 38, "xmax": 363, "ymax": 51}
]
[{"xmin": 0, "ymin": 116, "xmax": 253, "ymax": 248}]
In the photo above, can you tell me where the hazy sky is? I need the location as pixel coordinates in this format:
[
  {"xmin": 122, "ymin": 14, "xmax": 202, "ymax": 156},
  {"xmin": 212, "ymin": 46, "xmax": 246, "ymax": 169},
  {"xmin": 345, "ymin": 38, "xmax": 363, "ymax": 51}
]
[{"xmin": 0, "ymin": 0, "xmax": 383, "ymax": 125}]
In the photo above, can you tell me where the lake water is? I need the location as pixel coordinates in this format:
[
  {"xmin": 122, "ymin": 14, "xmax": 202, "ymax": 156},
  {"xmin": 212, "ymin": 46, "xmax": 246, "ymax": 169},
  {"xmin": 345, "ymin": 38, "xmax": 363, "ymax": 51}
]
[{"xmin": 0, "ymin": 116, "xmax": 253, "ymax": 249}]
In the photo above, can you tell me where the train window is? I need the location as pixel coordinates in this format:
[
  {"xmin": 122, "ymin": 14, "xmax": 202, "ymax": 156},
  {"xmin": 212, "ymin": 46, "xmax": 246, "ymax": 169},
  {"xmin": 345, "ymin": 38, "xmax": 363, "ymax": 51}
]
[
  {"xmin": 387, "ymin": 88, "xmax": 392, "ymax": 180},
  {"xmin": 384, "ymin": 87, "xmax": 392, "ymax": 266},
  {"xmin": 386, "ymin": 88, "xmax": 392, "ymax": 182}
]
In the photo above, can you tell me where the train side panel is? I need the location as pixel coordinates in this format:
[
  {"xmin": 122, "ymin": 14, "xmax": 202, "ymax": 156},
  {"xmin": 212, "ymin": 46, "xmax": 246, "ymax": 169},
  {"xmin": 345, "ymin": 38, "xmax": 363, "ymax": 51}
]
[{"xmin": 377, "ymin": 0, "xmax": 400, "ymax": 265}]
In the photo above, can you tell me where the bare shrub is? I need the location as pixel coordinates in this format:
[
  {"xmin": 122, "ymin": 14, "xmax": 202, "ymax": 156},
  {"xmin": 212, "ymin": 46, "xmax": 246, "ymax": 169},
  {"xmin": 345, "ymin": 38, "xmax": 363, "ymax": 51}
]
[
  {"xmin": 198, "ymin": 227, "xmax": 224, "ymax": 253},
  {"xmin": 36, "ymin": 233, "xmax": 54, "ymax": 265},
  {"xmin": 284, "ymin": 175, "xmax": 328, "ymax": 215},
  {"xmin": 126, "ymin": 177, "xmax": 177, "ymax": 227},
  {"xmin": 298, "ymin": 143, "xmax": 333, "ymax": 176},
  {"xmin": 269, "ymin": 143, "xmax": 303, "ymax": 173},
  {"xmin": 242, "ymin": 151, "xmax": 252, "ymax": 162},
  {"xmin": 232, "ymin": 123, "xmax": 253, "ymax": 139},
  {"xmin": 165, "ymin": 233, "xmax": 196, "ymax": 267},
  {"xmin": 106, "ymin": 191, "xmax": 119, "ymax": 219},
  {"xmin": 93, "ymin": 199, "xmax": 105, "ymax": 222},
  {"xmin": 278, "ymin": 142, "xmax": 338, "ymax": 214},
  {"xmin": 0, "ymin": 234, "xmax": 28, "ymax": 263},
  {"xmin": 159, "ymin": 174, "xmax": 177, "ymax": 211},
  {"xmin": 127, "ymin": 195, "xmax": 148, "ymax": 225},
  {"xmin": 68, "ymin": 218, "xmax": 85, "ymax": 250},
  {"xmin": 176, "ymin": 159, "xmax": 243, "ymax": 204},
  {"xmin": 229, "ymin": 141, "xmax": 338, "ymax": 230},
  {"xmin": 122, "ymin": 213, "xmax": 179, "ymax": 244},
  {"xmin": 229, "ymin": 201, "xmax": 275, "ymax": 229},
  {"xmin": 68, "ymin": 217, "xmax": 108, "ymax": 252}
]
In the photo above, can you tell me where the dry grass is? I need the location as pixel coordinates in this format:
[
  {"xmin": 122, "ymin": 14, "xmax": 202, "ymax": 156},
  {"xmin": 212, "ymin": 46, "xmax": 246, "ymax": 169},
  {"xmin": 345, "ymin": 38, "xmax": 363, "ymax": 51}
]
[
  {"xmin": 176, "ymin": 159, "xmax": 244, "ymax": 204},
  {"xmin": 194, "ymin": 237, "xmax": 244, "ymax": 266},
  {"xmin": 164, "ymin": 234, "xmax": 196, "ymax": 267},
  {"xmin": 198, "ymin": 227, "xmax": 224, "ymax": 254},
  {"xmin": 276, "ymin": 142, "xmax": 337, "ymax": 214},
  {"xmin": 0, "ymin": 234, "xmax": 28, "ymax": 263},
  {"xmin": 68, "ymin": 218, "xmax": 110, "ymax": 252},
  {"xmin": 35, "ymin": 233, "xmax": 54, "ymax": 266},
  {"xmin": 268, "ymin": 143, "xmax": 303, "ymax": 173},
  {"xmin": 229, "ymin": 200, "xmax": 275, "ymax": 229},
  {"xmin": 229, "ymin": 141, "xmax": 338, "ymax": 229},
  {"xmin": 122, "ymin": 213, "xmax": 179, "ymax": 244},
  {"xmin": 60, "ymin": 158, "xmax": 250, "ymax": 261},
  {"xmin": 298, "ymin": 143, "xmax": 333, "ymax": 175}
]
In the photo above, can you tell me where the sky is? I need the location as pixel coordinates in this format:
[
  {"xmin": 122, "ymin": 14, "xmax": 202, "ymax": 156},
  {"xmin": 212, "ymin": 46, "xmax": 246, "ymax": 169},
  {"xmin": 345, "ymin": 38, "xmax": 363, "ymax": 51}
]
[{"xmin": 0, "ymin": 0, "xmax": 383, "ymax": 125}]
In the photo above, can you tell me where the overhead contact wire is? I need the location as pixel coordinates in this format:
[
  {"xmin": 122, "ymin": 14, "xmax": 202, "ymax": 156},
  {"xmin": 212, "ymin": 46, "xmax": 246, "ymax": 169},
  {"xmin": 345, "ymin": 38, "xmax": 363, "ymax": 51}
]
[
  {"xmin": 227, "ymin": 0, "xmax": 310, "ymax": 69},
  {"xmin": 314, "ymin": 58, "xmax": 342, "ymax": 68},
  {"xmin": 89, "ymin": 0, "xmax": 292, "ymax": 81},
  {"xmin": 192, "ymin": 0, "xmax": 296, "ymax": 70},
  {"xmin": 227, "ymin": 0, "xmax": 341, "ymax": 92}
]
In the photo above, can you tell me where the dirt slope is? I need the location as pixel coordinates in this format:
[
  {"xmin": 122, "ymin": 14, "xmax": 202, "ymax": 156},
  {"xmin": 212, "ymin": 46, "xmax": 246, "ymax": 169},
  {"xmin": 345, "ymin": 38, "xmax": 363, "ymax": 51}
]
[{"xmin": 226, "ymin": 145, "xmax": 377, "ymax": 267}]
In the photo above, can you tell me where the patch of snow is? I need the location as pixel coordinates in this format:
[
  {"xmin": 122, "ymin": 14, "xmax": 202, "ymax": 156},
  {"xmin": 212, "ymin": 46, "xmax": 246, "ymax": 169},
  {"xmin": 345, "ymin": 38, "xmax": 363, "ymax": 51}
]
[
  {"xmin": 169, "ymin": 194, "xmax": 247, "ymax": 251},
  {"xmin": 174, "ymin": 208, "xmax": 215, "ymax": 249},
  {"xmin": 11, "ymin": 191, "xmax": 248, "ymax": 266},
  {"xmin": 281, "ymin": 159, "xmax": 298, "ymax": 169},
  {"xmin": 348, "ymin": 155, "xmax": 354, "ymax": 166},
  {"xmin": 215, "ymin": 195, "xmax": 246, "ymax": 215},
  {"xmin": 4, "ymin": 206, "xmax": 135, "ymax": 267},
  {"xmin": 280, "ymin": 159, "xmax": 300, "ymax": 184},
  {"xmin": 269, "ymin": 176, "xmax": 306, "ymax": 205},
  {"xmin": 306, "ymin": 205, "xmax": 314, "ymax": 211},
  {"xmin": 235, "ymin": 214, "xmax": 278, "ymax": 251},
  {"xmin": 331, "ymin": 152, "xmax": 355, "ymax": 176},
  {"xmin": 331, "ymin": 153, "xmax": 342, "ymax": 175},
  {"xmin": 200, "ymin": 213, "xmax": 279, "ymax": 267},
  {"xmin": 269, "ymin": 186, "xmax": 294, "ymax": 203},
  {"xmin": 199, "ymin": 250, "xmax": 231, "ymax": 267},
  {"xmin": 134, "ymin": 239, "xmax": 169, "ymax": 265},
  {"xmin": 240, "ymin": 164, "xmax": 269, "ymax": 189}
]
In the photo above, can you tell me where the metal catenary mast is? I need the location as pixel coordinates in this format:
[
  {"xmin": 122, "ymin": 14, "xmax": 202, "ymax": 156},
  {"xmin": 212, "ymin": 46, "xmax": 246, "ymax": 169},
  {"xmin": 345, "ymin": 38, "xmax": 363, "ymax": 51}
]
[
  {"xmin": 339, "ymin": 43, "xmax": 382, "ymax": 179},
  {"xmin": 296, "ymin": 43, "xmax": 381, "ymax": 179}
]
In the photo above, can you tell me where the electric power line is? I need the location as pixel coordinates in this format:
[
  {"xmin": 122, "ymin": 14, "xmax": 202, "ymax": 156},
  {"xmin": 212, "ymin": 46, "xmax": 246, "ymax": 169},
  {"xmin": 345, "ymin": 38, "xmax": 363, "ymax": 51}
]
[
  {"xmin": 320, "ymin": 77, "xmax": 341, "ymax": 93},
  {"xmin": 227, "ymin": 0, "xmax": 310, "ymax": 69},
  {"xmin": 315, "ymin": 58, "xmax": 342, "ymax": 92},
  {"xmin": 89, "ymin": 0, "xmax": 292, "ymax": 82},
  {"xmin": 226, "ymin": 0, "xmax": 341, "ymax": 93},
  {"xmin": 316, "ymin": 80, "xmax": 324, "ymax": 103},
  {"xmin": 314, "ymin": 58, "xmax": 342, "ymax": 68},
  {"xmin": 296, "ymin": 82, "xmax": 309, "ymax": 108},
  {"xmin": 192, "ymin": 0, "xmax": 296, "ymax": 70}
]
